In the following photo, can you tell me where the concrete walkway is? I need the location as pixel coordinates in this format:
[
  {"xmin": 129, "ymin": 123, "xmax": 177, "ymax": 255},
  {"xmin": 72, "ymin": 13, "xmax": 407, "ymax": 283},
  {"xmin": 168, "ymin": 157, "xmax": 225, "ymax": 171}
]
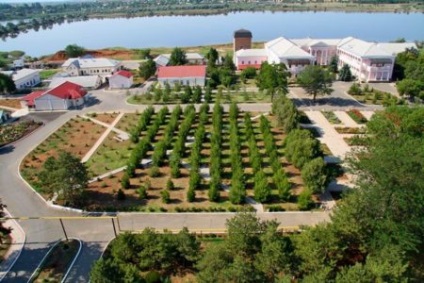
[
  {"xmin": 360, "ymin": 110, "xmax": 375, "ymax": 121},
  {"xmin": 81, "ymin": 113, "xmax": 125, "ymax": 163}
]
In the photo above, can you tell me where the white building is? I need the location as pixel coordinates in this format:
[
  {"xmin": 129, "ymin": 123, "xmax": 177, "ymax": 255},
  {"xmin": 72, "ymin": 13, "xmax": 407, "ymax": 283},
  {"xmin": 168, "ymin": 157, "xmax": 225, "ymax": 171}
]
[
  {"xmin": 6, "ymin": 68, "xmax": 41, "ymax": 90},
  {"xmin": 49, "ymin": 75, "xmax": 102, "ymax": 90},
  {"xmin": 109, "ymin": 70, "xmax": 133, "ymax": 89},
  {"xmin": 22, "ymin": 81, "xmax": 88, "ymax": 111},
  {"xmin": 62, "ymin": 57, "xmax": 121, "ymax": 80},
  {"xmin": 157, "ymin": 65, "xmax": 207, "ymax": 87}
]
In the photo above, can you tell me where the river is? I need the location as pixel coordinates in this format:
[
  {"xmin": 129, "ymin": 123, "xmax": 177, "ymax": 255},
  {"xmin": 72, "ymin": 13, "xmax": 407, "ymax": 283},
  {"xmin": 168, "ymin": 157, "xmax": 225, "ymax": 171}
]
[{"xmin": 1, "ymin": 11, "xmax": 423, "ymax": 57}]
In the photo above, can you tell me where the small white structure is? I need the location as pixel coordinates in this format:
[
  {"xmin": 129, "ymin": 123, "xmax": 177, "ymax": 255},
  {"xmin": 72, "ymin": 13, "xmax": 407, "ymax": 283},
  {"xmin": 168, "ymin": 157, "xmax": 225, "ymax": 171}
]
[
  {"xmin": 13, "ymin": 58, "xmax": 25, "ymax": 69},
  {"xmin": 157, "ymin": 65, "xmax": 207, "ymax": 87},
  {"xmin": 153, "ymin": 52, "xmax": 205, "ymax": 67},
  {"xmin": 62, "ymin": 57, "xmax": 121, "ymax": 79},
  {"xmin": 109, "ymin": 70, "xmax": 133, "ymax": 89},
  {"xmin": 49, "ymin": 75, "xmax": 102, "ymax": 90},
  {"xmin": 22, "ymin": 81, "xmax": 88, "ymax": 111},
  {"xmin": 2, "ymin": 69, "xmax": 41, "ymax": 90}
]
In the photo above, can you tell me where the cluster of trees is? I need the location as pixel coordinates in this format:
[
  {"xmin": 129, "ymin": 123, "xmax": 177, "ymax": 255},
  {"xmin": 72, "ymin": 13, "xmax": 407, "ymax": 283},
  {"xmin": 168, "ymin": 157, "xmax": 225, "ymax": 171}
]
[
  {"xmin": 126, "ymin": 107, "xmax": 168, "ymax": 178},
  {"xmin": 138, "ymin": 58, "xmax": 156, "ymax": 80},
  {"xmin": 92, "ymin": 106, "xmax": 424, "ymax": 282},
  {"xmin": 169, "ymin": 105, "xmax": 196, "ymax": 178},
  {"xmin": 208, "ymin": 102, "xmax": 223, "ymax": 202},
  {"xmin": 206, "ymin": 48, "xmax": 236, "ymax": 89},
  {"xmin": 272, "ymin": 95, "xmax": 300, "ymax": 133},
  {"xmin": 259, "ymin": 116, "xmax": 291, "ymax": 201},
  {"xmin": 90, "ymin": 228, "xmax": 200, "ymax": 283},
  {"xmin": 228, "ymin": 103, "xmax": 246, "ymax": 204},
  {"xmin": 38, "ymin": 152, "xmax": 88, "ymax": 206},
  {"xmin": 187, "ymin": 104, "xmax": 209, "ymax": 202},
  {"xmin": 284, "ymin": 129, "xmax": 328, "ymax": 209},
  {"xmin": 64, "ymin": 44, "xmax": 86, "ymax": 58},
  {"xmin": 395, "ymin": 48, "xmax": 424, "ymax": 100}
]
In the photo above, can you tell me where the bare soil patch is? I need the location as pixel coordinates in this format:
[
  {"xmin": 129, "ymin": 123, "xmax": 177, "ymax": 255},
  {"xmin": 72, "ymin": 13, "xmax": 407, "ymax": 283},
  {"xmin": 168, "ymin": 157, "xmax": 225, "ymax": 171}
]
[
  {"xmin": 88, "ymin": 112, "xmax": 120, "ymax": 125},
  {"xmin": 0, "ymin": 99, "xmax": 22, "ymax": 109}
]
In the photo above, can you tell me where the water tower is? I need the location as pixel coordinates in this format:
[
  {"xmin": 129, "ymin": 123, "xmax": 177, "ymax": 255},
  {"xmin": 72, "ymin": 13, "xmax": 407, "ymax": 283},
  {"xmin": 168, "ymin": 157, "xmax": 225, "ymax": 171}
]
[{"xmin": 233, "ymin": 29, "xmax": 252, "ymax": 52}]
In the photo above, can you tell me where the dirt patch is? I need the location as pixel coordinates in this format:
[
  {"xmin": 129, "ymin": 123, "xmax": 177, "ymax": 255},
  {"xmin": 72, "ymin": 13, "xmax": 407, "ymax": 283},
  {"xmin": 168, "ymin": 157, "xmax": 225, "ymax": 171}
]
[
  {"xmin": 46, "ymin": 49, "xmax": 137, "ymax": 62},
  {"xmin": 0, "ymin": 99, "xmax": 22, "ymax": 109},
  {"xmin": 88, "ymin": 112, "xmax": 120, "ymax": 125}
]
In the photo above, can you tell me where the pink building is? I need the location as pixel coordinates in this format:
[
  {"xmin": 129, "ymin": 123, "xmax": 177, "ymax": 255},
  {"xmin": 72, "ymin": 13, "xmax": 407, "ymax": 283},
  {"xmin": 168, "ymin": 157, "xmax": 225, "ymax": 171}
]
[{"xmin": 233, "ymin": 33, "xmax": 416, "ymax": 82}]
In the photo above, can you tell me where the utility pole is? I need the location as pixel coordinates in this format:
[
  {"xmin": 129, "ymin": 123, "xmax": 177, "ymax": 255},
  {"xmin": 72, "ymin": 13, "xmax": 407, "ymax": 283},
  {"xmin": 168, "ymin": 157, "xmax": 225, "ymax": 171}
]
[{"xmin": 59, "ymin": 218, "xmax": 68, "ymax": 241}]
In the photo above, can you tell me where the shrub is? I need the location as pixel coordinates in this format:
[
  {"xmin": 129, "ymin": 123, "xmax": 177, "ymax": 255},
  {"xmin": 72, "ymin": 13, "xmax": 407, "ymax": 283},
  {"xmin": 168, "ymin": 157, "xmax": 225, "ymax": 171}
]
[
  {"xmin": 301, "ymin": 157, "xmax": 329, "ymax": 194},
  {"xmin": 348, "ymin": 82, "xmax": 362, "ymax": 96},
  {"xmin": 297, "ymin": 189, "xmax": 313, "ymax": 211},
  {"xmin": 138, "ymin": 185, "xmax": 148, "ymax": 199},
  {"xmin": 121, "ymin": 173, "xmax": 130, "ymax": 189},
  {"xmin": 166, "ymin": 178, "xmax": 175, "ymax": 190},
  {"xmin": 145, "ymin": 271, "xmax": 161, "ymax": 283},
  {"xmin": 149, "ymin": 166, "xmax": 160, "ymax": 177},
  {"xmin": 347, "ymin": 109, "xmax": 367, "ymax": 124},
  {"xmin": 161, "ymin": 190, "xmax": 171, "ymax": 204},
  {"xmin": 187, "ymin": 187, "xmax": 195, "ymax": 202}
]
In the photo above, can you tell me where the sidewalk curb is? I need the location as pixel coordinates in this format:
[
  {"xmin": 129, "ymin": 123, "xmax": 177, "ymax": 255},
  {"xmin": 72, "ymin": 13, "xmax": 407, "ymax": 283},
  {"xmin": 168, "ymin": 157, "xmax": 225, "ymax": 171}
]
[{"xmin": 0, "ymin": 209, "xmax": 26, "ymax": 282}]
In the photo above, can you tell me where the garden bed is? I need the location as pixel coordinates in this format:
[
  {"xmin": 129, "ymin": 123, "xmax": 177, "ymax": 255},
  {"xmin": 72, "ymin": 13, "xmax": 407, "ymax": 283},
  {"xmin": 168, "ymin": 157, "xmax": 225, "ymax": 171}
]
[
  {"xmin": 0, "ymin": 119, "xmax": 42, "ymax": 147},
  {"xmin": 347, "ymin": 109, "xmax": 367, "ymax": 124},
  {"xmin": 31, "ymin": 239, "xmax": 80, "ymax": 283},
  {"xmin": 334, "ymin": 126, "xmax": 366, "ymax": 135},
  {"xmin": 321, "ymin": 111, "xmax": 341, "ymax": 124}
]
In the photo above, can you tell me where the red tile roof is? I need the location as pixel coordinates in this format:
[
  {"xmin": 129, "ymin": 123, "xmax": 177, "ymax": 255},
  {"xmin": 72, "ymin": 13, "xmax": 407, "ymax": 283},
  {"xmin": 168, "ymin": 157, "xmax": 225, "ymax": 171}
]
[
  {"xmin": 157, "ymin": 65, "xmax": 206, "ymax": 79},
  {"xmin": 22, "ymin": 81, "xmax": 86, "ymax": 106},
  {"xmin": 22, "ymin": 91, "xmax": 45, "ymax": 107},
  {"xmin": 47, "ymin": 81, "xmax": 87, "ymax": 100},
  {"xmin": 115, "ymin": 70, "xmax": 133, "ymax": 78}
]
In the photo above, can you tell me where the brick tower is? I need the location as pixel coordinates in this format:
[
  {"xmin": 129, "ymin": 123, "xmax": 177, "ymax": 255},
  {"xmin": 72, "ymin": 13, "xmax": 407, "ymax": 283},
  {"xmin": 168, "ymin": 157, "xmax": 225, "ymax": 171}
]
[{"xmin": 233, "ymin": 29, "xmax": 252, "ymax": 52}]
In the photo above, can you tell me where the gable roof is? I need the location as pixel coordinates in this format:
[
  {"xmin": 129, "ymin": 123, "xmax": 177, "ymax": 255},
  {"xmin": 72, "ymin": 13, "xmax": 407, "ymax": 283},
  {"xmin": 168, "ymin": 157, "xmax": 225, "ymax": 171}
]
[
  {"xmin": 12, "ymin": 69, "xmax": 40, "ymax": 81},
  {"xmin": 62, "ymin": 57, "xmax": 120, "ymax": 69},
  {"xmin": 338, "ymin": 37, "xmax": 392, "ymax": 58},
  {"xmin": 266, "ymin": 37, "xmax": 314, "ymax": 59},
  {"xmin": 49, "ymin": 76, "xmax": 101, "ymax": 89},
  {"xmin": 157, "ymin": 65, "xmax": 207, "ymax": 78},
  {"xmin": 375, "ymin": 42, "xmax": 417, "ymax": 55},
  {"xmin": 113, "ymin": 70, "xmax": 133, "ymax": 78},
  {"xmin": 22, "ymin": 81, "xmax": 87, "ymax": 106}
]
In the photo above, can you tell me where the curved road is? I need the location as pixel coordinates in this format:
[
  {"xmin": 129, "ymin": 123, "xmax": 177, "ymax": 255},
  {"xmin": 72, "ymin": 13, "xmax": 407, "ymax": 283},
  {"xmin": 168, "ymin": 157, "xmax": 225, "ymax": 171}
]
[{"xmin": 0, "ymin": 90, "xmax": 331, "ymax": 282}]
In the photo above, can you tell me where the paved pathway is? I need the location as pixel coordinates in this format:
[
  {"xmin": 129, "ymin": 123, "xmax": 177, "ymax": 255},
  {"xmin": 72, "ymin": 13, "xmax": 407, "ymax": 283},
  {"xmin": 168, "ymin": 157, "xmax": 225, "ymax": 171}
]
[
  {"xmin": 81, "ymin": 113, "xmax": 124, "ymax": 163},
  {"xmin": 82, "ymin": 114, "xmax": 129, "ymax": 140},
  {"xmin": 360, "ymin": 110, "xmax": 375, "ymax": 121}
]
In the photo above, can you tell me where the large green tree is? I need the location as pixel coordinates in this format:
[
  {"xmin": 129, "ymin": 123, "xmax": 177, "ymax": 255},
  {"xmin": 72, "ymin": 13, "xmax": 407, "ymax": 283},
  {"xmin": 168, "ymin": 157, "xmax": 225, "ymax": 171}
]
[
  {"xmin": 169, "ymin": 47, "xmax": 187, "ymax": 66},
  {"xmin": 338, "ymin": 64, "xmax": 353, "ymax": 81},
  {"xmin": 138, "ymin": 58, "xmax": 156, "ymax": 80},
  {"xmin": 256, "ymin": 62, "xmax": 289, "ymax": 101},
  {"xmin": 0, "ymin": 73, "xmax": 16, "ymax": 94},
  {"xmin": 297, "ymin": 65, "xmax": 333, "ymax": 102},
  {"xmin": 38, "ymin": 151, "xmax": 88, "ymax": 206},
  {"xmin": 271, "ymin": 94, "xmax": 299, "ymax": 133},
  {"xmin": 64, "ymin": 44, "xmax": 85, "ymax": 58}
]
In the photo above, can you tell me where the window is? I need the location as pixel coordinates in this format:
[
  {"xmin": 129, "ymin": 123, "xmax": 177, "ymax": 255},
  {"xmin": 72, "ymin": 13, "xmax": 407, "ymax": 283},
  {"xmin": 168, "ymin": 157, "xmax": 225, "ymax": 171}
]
[{"xmin": 242, "ymin": 61, "xmax": 245, "ymax": 64}]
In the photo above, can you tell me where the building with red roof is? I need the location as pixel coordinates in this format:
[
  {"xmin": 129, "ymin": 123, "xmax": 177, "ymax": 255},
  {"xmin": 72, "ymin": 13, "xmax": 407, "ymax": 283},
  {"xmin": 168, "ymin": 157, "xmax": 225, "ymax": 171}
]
[
  {"xmin": 157, "ymin": 65, "xmax": 206, "ymax": 87},
  {"xmin": 109, "ymin": 70, "xmax": 134, "ymax": 89},
  {"xmin": 22, "ymin": 81, "xmax": 88, "ymax": 111}
]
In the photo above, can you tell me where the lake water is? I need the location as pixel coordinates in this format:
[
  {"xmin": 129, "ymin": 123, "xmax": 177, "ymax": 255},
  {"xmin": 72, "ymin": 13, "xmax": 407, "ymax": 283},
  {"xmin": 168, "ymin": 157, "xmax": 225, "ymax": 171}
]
[{"xmin": 1, "ymin": 11, "xmax": 423, "ymax": 57}]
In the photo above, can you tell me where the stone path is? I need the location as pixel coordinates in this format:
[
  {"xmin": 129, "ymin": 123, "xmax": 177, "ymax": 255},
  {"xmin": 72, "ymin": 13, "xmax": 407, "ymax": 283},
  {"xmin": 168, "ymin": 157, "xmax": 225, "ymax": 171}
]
[
  {"xmin": 82, "ymin": 114, "xmax": 129, "ymax": 140},
  {"xmin": 81, "ymin": 113, "xmax": 125, "ymax": 163}
]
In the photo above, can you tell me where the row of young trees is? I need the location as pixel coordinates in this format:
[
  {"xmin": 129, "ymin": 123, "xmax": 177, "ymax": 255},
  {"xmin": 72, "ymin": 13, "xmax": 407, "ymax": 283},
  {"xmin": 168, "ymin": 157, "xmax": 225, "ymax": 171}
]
[
  {"xmin": 258, "ymin": 116, "xmax": 291, "ymax": 202},
  {"xmin": 208, "ymin": 102, "xmax": 223, "ymax": 202},
  {"xmin": 151, "ymin": 105, "xmax": 182, "ymax": 167},
  {"xmin": 130, "ymin": 106, "xmax": 155, "ymax": 143},
  {"xmin": 228, "ymin": 103, "xmax": 246, "ymax": 204},
  {"xmin": 169, "ymin": 105, "xmax": 197, "ymax": 178},
  {"xmin": 187, "ymin": 104, "xmax": 209, "ymax": 202},
  {"xmin": 125, "ymin": 107, "xmax": 168, "ymax": 178}
]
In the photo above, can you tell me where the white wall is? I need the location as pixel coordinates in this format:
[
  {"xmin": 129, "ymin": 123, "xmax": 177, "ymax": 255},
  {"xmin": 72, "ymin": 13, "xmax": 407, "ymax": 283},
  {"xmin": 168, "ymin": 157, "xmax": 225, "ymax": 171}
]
[
  {"xmin": 158, "ymin": 76, "xmax": 205, "ymax": 87},
  {"xmin": 109, "ymin": 75, "xmax": 133, "ymax": 89}
]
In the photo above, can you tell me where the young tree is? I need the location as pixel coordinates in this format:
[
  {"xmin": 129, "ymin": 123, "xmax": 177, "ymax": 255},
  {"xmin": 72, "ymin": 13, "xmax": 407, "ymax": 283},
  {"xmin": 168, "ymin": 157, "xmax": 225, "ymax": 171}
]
[
  {"xmin": 38, "ymin": 152, "xmax": 88, "ymax": 206},
  {"xmin": 138, "ymin": 58, "xmax": 156, "ymax": 80},
  {"xmin": 256, "ymin": 62, "xmax": 289, "ymax": 101},
  {"xmin": 139, "ymin": 48, "xmax": 151, "ymax": 59},
  {"xmin": 338, "ymin": 64, "xmax": 353, "ymax": 81},
  {"xmin": 297, "ymin": 65, "xmax": 333, "ymax": 102},
  {"xmin": 64, "ymin": 44, "xmax": 85, "ymax": 58},
  {"xmin": 206, "ymin": 47, "xmax": 219, "ymax": 68},
  {"xmin": 253, "ymin": 170, "xmax": 270, "ymax": 203},
  {"xmin": 161, "ymin": 189, "xmax": 170, "ymax": 204},
  {"xmin": 169, "ymin": 47, "xmax": 187, "ymax": 66},
  {"xmin": 329, "ymin": 55, "xmax": 338, "ymax": 73},
  {"xmin": 271, "ymin": 95, "xmax": 299, "ymax": 133},
  {"xmin": 301, "ymin": 157, "xmax": 329, "ymax": 194}
]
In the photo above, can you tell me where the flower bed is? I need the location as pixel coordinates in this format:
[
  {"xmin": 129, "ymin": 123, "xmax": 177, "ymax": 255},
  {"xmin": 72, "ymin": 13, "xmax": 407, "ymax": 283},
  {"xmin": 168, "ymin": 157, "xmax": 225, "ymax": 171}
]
[
  {"xmin": 334, "ymin": 127, "xmax": 366, "ymax": 134},
  {"xmin": 347, "ymin": 109, "xmax": 367, "ymax": 124},
  {"xmin": 321, "ymin": 111, "xmax": 341, "ymax": 124},
  {"xmin": 0, "ymin": 120, "xmax": 42, "ymax": 147}
]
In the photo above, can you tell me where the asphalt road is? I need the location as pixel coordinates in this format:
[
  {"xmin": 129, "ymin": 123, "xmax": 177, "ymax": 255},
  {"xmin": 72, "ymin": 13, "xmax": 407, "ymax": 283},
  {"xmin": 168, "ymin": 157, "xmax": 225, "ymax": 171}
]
[{"xmin": 0, "ymin": 87, "xmax": 364, "ymax": 281}]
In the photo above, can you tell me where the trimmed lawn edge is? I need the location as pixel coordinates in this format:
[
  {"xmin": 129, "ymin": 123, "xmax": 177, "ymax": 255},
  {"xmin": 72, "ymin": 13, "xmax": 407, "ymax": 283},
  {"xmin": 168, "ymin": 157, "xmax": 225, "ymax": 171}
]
[{"xmin": 29, "ymin": 238, "xmax": 82, "ymax": 283}]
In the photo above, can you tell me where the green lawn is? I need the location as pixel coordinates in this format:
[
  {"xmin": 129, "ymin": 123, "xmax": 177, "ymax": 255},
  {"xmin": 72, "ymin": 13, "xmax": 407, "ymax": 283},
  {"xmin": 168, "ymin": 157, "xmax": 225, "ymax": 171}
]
[{"xmin": 39, "ymin": 69, "xmax": 61, "ymax": 80}]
